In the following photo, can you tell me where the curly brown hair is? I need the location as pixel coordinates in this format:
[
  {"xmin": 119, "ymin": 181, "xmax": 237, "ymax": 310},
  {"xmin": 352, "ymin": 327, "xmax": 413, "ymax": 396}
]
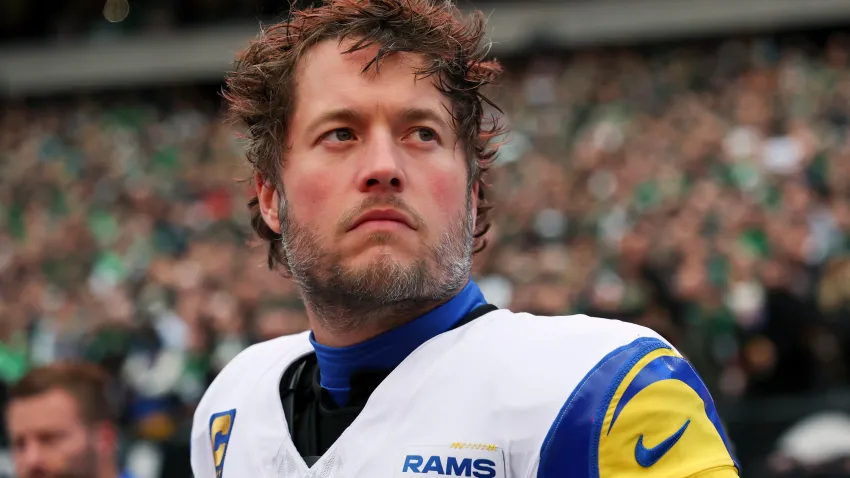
[{"xmin": 225, "ymin": 0, "xmax": 505, "ymax": 272}]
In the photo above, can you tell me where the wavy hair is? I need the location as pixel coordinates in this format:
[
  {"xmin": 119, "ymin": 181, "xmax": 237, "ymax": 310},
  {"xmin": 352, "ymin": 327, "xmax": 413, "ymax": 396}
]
[{"xmin": 225, "ymin": 0, "xmax": 504, "ymax": 271}]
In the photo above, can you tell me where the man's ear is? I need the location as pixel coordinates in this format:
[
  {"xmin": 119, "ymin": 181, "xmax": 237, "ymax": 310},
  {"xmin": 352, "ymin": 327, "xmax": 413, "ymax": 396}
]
[
  {"xmin": 93, "ymin": 422, "xmax": 118, "ymax": 457},
  {"xmin": 255, "ymin": 172, "xmax": 282, "ymax": 234}
]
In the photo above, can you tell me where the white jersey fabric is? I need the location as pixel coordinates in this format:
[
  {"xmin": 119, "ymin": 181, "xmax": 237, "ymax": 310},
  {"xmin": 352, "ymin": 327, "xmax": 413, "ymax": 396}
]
[{"xmin": 191, "ymin": 309, "xmax": 738, "ymax": 478}]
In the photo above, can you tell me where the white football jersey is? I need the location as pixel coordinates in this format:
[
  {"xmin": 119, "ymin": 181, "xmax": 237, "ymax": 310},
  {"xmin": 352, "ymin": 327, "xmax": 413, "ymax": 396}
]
[{"xmin": 191, "ymin": 310, "xmax": 739, "ymax": 478}]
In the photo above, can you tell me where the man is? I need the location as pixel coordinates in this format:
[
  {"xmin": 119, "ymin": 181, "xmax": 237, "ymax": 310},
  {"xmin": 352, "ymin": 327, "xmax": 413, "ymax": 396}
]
[
  {"xmin": 191, "ymin": 0, "xmax": 741, "ymax": 476},
  {"xmin": 6, "ymin": 362, "xmax": 129, "ymax": 478}
]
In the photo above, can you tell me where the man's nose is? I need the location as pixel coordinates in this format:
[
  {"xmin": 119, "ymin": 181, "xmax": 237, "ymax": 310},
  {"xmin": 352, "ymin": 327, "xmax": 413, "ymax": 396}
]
[
  {"xmin": 17, "ymin": 443, "xmax": 45, "ymax": 473},
  {"xmin": 356, "ymin": 133, "xmax": 406, "ymax": 193}
]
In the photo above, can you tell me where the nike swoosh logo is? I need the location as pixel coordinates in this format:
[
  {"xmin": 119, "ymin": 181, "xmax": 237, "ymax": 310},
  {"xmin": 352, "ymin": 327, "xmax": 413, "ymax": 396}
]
[{"xmin": 634, "ymin": 419, "xmax": 691, "ymax": 467}]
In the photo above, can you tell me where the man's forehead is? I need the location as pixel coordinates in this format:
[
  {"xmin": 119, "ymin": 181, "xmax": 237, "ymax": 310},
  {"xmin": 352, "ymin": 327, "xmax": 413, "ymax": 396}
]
[
  {"xmin": 292, "ymin": 38, "xmax": 452, "ymax": 127},
  {"xmin": 9, "ymin": 389, "xmax": 81, "ymax": 420},
  {"xmin": 299, "ymin": 37, "xmax": 429, "ymax": 77}
]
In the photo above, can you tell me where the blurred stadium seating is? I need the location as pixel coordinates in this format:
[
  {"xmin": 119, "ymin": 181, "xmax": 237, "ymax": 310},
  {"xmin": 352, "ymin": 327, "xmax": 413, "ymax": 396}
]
[{"xmin": 5, "ymin": 1, "xmax": 850, "ymax": 477}]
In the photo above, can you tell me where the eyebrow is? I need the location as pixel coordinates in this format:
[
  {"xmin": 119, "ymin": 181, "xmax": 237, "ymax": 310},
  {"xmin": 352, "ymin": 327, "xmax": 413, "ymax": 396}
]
[
  {"xmin": 400, "ymin": 107, "xmax": 452, "ymax": 130},
  {"xmin": 304, "ymin": 108, "xmax": 366, "ymax": 136},
  {"xmin": 304, "ymin": 106, "xmax": 451, "ymax": 136}
]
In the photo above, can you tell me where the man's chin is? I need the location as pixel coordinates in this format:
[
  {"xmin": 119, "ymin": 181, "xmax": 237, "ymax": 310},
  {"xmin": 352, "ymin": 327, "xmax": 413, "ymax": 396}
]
[
  {"xmin": 22, "ymin": 471, "xmax": 72, "ymax": 478},
  {"xmin": 346, "ymin": 246, "xmax": 415, "ymax": 268},
  {"xmin": 338, "ymin": 252, "xmax": 426, "ymax": 288}
]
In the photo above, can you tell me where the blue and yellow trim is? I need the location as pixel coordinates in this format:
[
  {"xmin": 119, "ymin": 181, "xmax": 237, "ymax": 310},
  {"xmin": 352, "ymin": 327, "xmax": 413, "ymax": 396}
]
[{"xmin": 538, "ymin": 337, "xmax": 739, "ymax": 478}]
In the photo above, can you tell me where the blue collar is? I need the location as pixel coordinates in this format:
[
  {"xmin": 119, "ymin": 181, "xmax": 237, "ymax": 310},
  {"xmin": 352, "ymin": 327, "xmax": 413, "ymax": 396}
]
[{"xmin": 309, "ymin": 279, "xmax": 487, "ymax": 406}]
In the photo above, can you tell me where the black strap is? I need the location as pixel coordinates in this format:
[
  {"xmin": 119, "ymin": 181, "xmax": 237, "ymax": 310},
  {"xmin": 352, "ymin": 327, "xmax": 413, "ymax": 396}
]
[
  {"xmin": 280, "ymin": 355, "xmax": 311, "ymax": 438},
  {"xmin": 450, "ymin": 303, "xmax": 498, "ymax": 331}
]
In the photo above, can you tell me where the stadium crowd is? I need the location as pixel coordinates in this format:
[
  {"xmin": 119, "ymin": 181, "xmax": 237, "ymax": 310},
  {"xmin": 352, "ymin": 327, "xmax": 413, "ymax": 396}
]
[{"xmin": 4, "ymin": 32, "xmax": 850, "ymax": 475}]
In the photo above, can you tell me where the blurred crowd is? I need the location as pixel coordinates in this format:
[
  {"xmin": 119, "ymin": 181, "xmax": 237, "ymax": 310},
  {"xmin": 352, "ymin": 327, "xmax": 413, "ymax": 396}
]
[
  {"xmin": 5, "ymin": 31, "xmax": 850, "ymax": 475},
  {"xmin": 0, "ymin": 89, "xmax": 310, "ymax": 477},
  {"xmin": 1, "ymin": 0, "xmax": 280, "ymax": 42}
]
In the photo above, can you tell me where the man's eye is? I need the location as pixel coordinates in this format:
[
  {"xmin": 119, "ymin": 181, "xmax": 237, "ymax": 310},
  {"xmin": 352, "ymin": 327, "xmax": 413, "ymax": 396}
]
[
  {"xmin": 325, "ymin": 128, "xmax": 354, "ymax": 142},
  {"xmin": 12, "ymin": 438, "xmax": 25, "ymax": 452},
  {"xmin": 413, "ymin": 128, "xmax": 436, "ymax": 142}
]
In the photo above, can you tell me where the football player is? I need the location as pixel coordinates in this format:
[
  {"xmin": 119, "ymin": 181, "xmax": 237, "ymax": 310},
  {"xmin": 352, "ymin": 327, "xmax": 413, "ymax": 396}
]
[{"xmin": 191, "ymin": 0, "xmax": 740, "ymax": 476}]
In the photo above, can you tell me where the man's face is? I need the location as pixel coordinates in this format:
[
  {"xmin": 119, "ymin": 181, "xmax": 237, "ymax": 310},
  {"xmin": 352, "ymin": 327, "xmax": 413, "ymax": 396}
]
[
  {"xmin": 7, "ymin": 389, "xmax": 99, "ymax": 478},
  {"xmin": 261, "ymin": 39, "xmax": 476, "ymax": 326}
]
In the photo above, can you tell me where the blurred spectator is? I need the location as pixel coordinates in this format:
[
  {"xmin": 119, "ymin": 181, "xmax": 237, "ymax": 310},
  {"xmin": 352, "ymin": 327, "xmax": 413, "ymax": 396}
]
[{"xmin": 5, "ymin": 362, "xmax": 128, "ymax": 478}]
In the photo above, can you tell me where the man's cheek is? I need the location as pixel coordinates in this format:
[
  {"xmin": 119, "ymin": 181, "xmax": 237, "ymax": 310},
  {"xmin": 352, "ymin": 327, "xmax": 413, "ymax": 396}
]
[
  {"xmin": 427, "ymin": 176, "xmax": 467, "ymax": 220},
  {"xmin": 286, "ymin": 178, "xmax": 336, "ymax": 223}
]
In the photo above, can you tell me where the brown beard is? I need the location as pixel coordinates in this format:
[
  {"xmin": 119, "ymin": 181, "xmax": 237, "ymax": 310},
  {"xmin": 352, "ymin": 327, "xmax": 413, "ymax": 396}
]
[
  {"xmin": 279, "ymin": 192, "xmax": 474, "ymax": 335},
  {"xmin": 21, "ymin": 437, "xmax": 99, "ymax": 478}
]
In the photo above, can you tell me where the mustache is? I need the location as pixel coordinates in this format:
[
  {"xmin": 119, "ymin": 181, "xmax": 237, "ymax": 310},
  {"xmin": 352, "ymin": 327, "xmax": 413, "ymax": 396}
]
[{"xmin": 337, "ymin": 196, "xmax": 425, "ymax": 233}]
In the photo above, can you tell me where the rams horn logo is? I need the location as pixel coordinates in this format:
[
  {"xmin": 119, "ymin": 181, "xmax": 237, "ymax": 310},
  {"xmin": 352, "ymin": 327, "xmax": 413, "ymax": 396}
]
[{"xmin": 538, "ymin": 338, "xmax": 739, "ymax": 478}]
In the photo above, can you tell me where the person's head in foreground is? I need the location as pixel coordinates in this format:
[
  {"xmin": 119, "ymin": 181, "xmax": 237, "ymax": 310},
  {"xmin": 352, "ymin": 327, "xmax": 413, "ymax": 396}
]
[
  {"xmin": 6, "ymin": 362, "xmax": 120, "ymax": 478},
  {"xmin": 228, "ymin": 0, "xmax": 503, "ymax": 345}
]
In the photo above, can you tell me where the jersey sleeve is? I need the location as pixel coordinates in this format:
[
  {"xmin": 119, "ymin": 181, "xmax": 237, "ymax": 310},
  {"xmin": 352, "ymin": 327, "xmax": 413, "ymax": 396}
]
[{"xmin": 538, "ymin": 337, "xmax": 740, "ymax": 478}]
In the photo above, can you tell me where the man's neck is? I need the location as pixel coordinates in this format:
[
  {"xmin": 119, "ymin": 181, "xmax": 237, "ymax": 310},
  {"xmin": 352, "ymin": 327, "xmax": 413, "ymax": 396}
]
[
  {"xmin": 308, "ymin": 299, "xmax": 447, "ymax": 347},
  {"xmin": 304, "ymin": 277, "xmax": 480, "ymax": 347},
  {"xmin": 305, "ymin": 279, "xmax": 488, "ymax": 407}
]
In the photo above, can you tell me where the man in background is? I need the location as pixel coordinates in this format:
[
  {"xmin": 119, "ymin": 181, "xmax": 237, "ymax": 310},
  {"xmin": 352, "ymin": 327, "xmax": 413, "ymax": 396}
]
[{"xmin": 5, "ymin": 362, "xmax": 129, "ymax": 478}]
